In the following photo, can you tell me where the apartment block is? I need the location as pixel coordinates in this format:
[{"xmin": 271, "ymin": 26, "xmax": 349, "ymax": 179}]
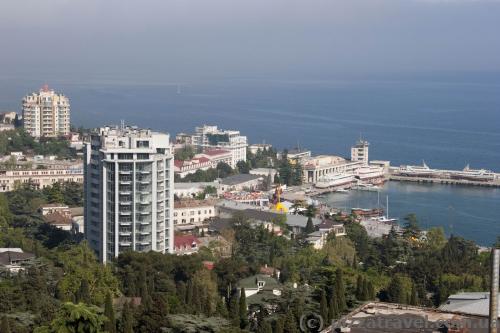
[
  {"xmin": 22, "ymin": 85, "xmax": 70, "ymax": 138},
  {"xmin": 84, "ymin": 126, "xmax": 174, "ymax": 263}
]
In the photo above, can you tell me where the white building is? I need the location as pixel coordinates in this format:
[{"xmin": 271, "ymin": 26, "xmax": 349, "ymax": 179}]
[
  {"xmin": 22, "ymin": 85, "xmax": 70, "ymax": 138},
  {"xmin": 174, "ymin": 149, "xmax": 232, "ymax": 178},
  {"xmin": 173, "ymin": 199, "xmax": 217, "ymax": 227},
  {"xmin": 192, "ymin": 125, "xmax": 247, "ymax": 168},
  {"xmin": 174, "ymin": 181, "xmax": 219, "ymax": 199},
  {"xmin": 301, "ymin": 155, "xmax": 362, "ymax": 184},
  {"xmin": 351, "ymin": 139, "xmax": 369, "ymax": 165},
  {"xmin": 0, "ymin": 164, "xmax": 83, "ymax": 192},
  {"xmin": 84, "ymin": 126, "xmax": 174, "ymax": 263}
]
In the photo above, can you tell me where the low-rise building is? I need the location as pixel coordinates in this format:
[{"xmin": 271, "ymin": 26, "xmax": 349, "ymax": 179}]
[
  {"xmin": 0, "ymin": 164, "xmax": 84, "ymax": 192},
  {"xmin": 43, "ymin": 212, "xmax": 73, "ymax": 231},
  {"xmin": 237, "ymin": 274, "xmax": 282, "ymax": 309},
  {"xmin": 248, "ymin": 143, "xmax": 272, "ymax": 154},
  {"xmin": 173, "ymin": 199, "xmax": 217, "ymax": 227},
  {"xmin": 198, "ymin": 235, "xmax": 232, "ymax": 258},
  {"xmin": 249, "ymin": 168, "xmax": 278, "ymax": 180},
  {"xmin": 174, "ymin": 181, "xmax": 219, "ymax": 199},
  {"xmin": 439, "ymin": 292, "xmax": 500, "ymax": 317},
  {"xmin": 284, "ymin": 148, "xmax": 311, "ymax": 165},
  {"xmin": 174, "ymin": 235, "xmax": 200, "ymax": 255},
  {"xmin": 39, "ymin": 203, "xmax": 71, "ymax": 216},
  {"xmin": 174, "ymin": 149, "xmax": 232, "ymax": 178},
  {"xmin": 219, "ymin": 174, "xmax": 263, "ymax": 192},
  {"xmin": 0, "ymin": 248, "xmax": 35, "ymax": 274},
  {"xmin": 222, "ymin": 191, "xmax": 269, "ymax": 207}
]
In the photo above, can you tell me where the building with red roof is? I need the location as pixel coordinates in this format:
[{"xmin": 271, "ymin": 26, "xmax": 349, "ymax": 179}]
[{"xmin": 174, "ymin": 235, "xmax": 200, "ymax": 255}]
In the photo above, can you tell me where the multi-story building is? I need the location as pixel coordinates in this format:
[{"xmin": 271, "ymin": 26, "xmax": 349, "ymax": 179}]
[
  {"xmin": 351, "ymin": 139, "xmax": 369, "ymax": 165},
  {"xmin": 173, "ymin": 199, "xmax": 217, "ymax": 227},
  {"xmin": 301, "ymin": 155, "xmax": 362, "ymax": 184},
  {"xmin": 0, "ymin": 163, "xmax": 83, "ymax": 192},
  {"xmin": 22, "ymin": 85, "xmax": 70, "ymax": 138},
  {"xmin": 191, "ymin": 125, "xmax": 247, "ymax": 168},
  {"xmin": 84, "ymin": 126, "xmax": 174, "ymax": 263}
]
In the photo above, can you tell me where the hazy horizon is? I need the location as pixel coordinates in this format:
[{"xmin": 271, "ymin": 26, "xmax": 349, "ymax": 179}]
[{"xmin": 1, "ymin": 0, "xmax": 500, "ymax": 82}]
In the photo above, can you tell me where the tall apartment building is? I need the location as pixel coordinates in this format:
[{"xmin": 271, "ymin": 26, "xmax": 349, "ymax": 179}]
[
  {"xmin": 190, "ymin": 125, "xmax": 247, "ymax": 168},
  {"xmin": 351, "ymin": 139, "xmax": 369, "ymax": 165},
  {"xmin": 22, "ymin": 85, "xmax": 70, "ymax": 138},
  {"xmin": 84, "ymin": 126, "xmax": 174, "ymax": 263}
]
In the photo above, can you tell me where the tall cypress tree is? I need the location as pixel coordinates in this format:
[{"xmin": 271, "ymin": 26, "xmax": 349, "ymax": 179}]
[
  {"xmin": 410, "ymin": 283, "xmax": 418, "ymax": 305},
  {"xmin": 239, "ymin": 288, "xmax": 248, "ymax": 329},
  {"xmin": 362, "ymin": 278, "xmax": 370, "ymax": 301},
  {"xmin": 259, "ymin": 320, "xmax": 273, "ymax": 333},
  {"xmin": 228, "ymin": 291, "xmax": 239, "ymax": 327},
  {"xmin": 121, "ymin": 301, "xmax": 134, "ymax": 333},
  {"xmin": 319, "ymin": 289, "xmax": 328, "ymax": 323},
  {"xmin": 1, "ymin": 316, "xmax": 11, "ymax": 333},
  {"xmin": 355, "ymin": 275, "xmax": 363, "ymax": 300},
  {"xmin": 104, "ymin": 292, "xmax": 116, "ymax": 333},
  {"xmin": 334, "ymin": 269, "xmax": 346, "ymax": 312},
  {"xmin": 77, "ymin": 279, "xmax": 91, "ymax": 304},
  {"xmin": 274, "ymin": 317, "xmax": 284, "ymax": 333},
  {"xmin": 283, "ymin": 309, "xmax": 298, "ymax": 333}
]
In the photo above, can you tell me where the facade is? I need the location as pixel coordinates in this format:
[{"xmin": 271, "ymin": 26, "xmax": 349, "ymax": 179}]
[
  {"xmin": 22, "ymin": 85, "xmax": 70, "ymax": 138},
  {"xmin": 351, "ymin": 139, "xmax": 369, "ymax": 165},
  {"xmin": 191, "ymin": 125, "xmax": 247, "ymax": 168},
  {"xmin": 173, "ymin": 199, "xmax": 217, "ymax": 227},
  {"xmin": 0, "ymin": 165, "xmax": 83, "ymax": 192},
  {"xmin": 301, "ymin": 155, "xmax": 362, "ymax": 184},
  {"xmin": 84, "ymin": 126, "xmax": 174, "ymax": 263}
]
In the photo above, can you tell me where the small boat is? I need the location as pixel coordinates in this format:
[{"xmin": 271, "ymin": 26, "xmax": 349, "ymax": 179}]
[{"xmin": 335, "ymin": 189, "xmax": 349, "ymax": 194}]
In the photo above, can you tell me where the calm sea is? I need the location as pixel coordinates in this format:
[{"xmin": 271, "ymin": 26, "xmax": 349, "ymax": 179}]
[{"xmin": 0, "ymin": 74, "xmax": 499, "ymax": 244}]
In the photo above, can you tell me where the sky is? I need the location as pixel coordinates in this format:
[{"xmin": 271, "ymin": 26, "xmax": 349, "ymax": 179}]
[{"xmin": 1, "ymin": 0, "xmax": 500, "ymax": 82}]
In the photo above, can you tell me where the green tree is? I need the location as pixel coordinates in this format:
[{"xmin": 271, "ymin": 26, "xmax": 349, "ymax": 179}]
[
  {"xmin": 274, "ymin": 317, "xmax": 284, "ymax": 333},
  {"xmin": 386, "ymin": 276, "xmax": 407, "ymax": 304},
  {"xmin": 319, "ymin": 289, "xmax": 328, "ymax": 324},
  {"xmin": 77, "ymin": 279, "xmax": 91, "ymax": 304},
  {"xmin": 121, "ymin": 302, "xmax": 134, "ymax": 333},
  {"xmin": 104, "ymin": 292, "xmax": 116, "ymax": 333},
  {"xmin": 34, "ymin": 302, "xmax": 106, "ymax": 333},
  {"xmin": 283, "ymin": 309, "xmax": 298, "ymax": 333},
  {"xmin": 425, "ymin": 227, "xmax": 447, "ymax": 251},
  {"xmin": 236, "ymin": 161, "xmax": 250, "ymax": 174},
  {"xmin": 334, "ymin": 269, "xmax": 346, "ymax": 312},
  {"xmin": 239, "ymin": 288, "xmax": 248, "ymax": 329},
  {"xmin": 304, "ymin": 217, "xmax": 315, "ymax": 234},
  {"xmin": 1, "ymin": 316, "xmax": 11, "ymax": 333}
]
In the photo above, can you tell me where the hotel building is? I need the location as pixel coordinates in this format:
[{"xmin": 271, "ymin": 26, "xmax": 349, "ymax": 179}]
[{"xmin": 84, "ymin": 126, "xmax": 174, "ymax": 263}]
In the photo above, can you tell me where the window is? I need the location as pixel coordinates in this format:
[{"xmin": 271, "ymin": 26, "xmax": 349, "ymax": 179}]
[
  {"xmin": 137, "ymin": 153, "xmax": 149, "ymax": 160},
  {"xmin": 118, "ymin": 153, "xmax": 133, "ymax": 160},
  {"xmin": 137, "ymin": 140, "xmax": 149, "ymax": 148}
]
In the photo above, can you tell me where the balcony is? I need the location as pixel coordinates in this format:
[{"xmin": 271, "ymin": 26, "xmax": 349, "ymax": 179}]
[
  {"xmin": 119, "ymin": 221, "xmax": 132, "ymax": 226},
  {"xmin": 119, "ymin": 170, "xmax": 132, "ymax": 175},
  {"xmin": 119, "ymin": 241, "xmax": 132, "ymax": 246},
  {"xmin": 119, "ymin": 210, "xmax": 132, "ymax": 216},
  {"xmin": 119, "ymin": 231, "xmax": 132, "ymax": 236}
]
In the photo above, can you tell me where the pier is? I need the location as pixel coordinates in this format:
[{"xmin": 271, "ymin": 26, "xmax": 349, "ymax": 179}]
[{"xmin": 389, "ymin": 175, "xmax": 500, "ymax": 188}]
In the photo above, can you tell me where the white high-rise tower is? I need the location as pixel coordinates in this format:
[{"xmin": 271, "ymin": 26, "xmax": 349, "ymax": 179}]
[
  {"xmin": 84, "ymin": 126, "xmax": 174, "ymax": 263},
  {"xmin": 22, "ymin": 85, "xmax": 70, "ymax": 138}
]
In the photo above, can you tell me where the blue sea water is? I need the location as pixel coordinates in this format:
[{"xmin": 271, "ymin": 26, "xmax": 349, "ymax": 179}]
[{"xmin": 0, "ymin": 74, "xmax": 499, "ymax": 244}]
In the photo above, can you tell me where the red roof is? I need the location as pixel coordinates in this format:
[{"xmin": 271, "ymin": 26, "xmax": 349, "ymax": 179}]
[
  {"xmin": 203, "ymin": 149, "xmax": 230, "ymax": 156},
  {"xmin": 174, "ymin": 160, "xmax": 184, "ymax": 168},
  {"xmin": 203, "ymin": 261, "xmax": 215, "ymax": 270},
  {"xmin": 174, "ymin": 235, "xmax": 200, "ymax": 248}
]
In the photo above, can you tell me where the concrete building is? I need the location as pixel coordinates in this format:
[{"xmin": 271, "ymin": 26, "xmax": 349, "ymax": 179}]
[
  {"xmin": 301, "ymin": 155, "xmax": 362, "ymax": 184},
  {"xmin": 249, "ymin": 168, "xmax": 278, "ymax": 180},
  {"xmin": 0, "ymin": 164, "xmax": 83, "ymax": 192},
  {"xmin": 191, "ymin": 125, "xmax": 247, "ymax": 168},
  {"xmin": 440, "ymin": 292, "xmax": 500, "ymax": 318},
  {"xmin": 173, "ymin": 199, "xmax": 217, "ymax": 227},
  {"xmin": 351, "ymin": 139, "xmax": 370, "ymax": 165},
  {"xmin": 0, "ymin": 249, "xmax": 35, "ymax": 274},
  {"xmin": 84, "ymin": 126, "xmax": 174, "ymax": 263},
  {"xmin": 284, "ymin": 148, "xmax": 311, "ymax": 165},
  {"xmin": 22, "ymin": 85, "xmax": 70, "ymax": 138}
]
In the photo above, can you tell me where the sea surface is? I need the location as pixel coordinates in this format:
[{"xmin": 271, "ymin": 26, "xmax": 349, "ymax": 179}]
[
  {"xmin": 320, "ymin": 182, "xmax": 500, "ymax": 246},
  {"xmin": 0, "ymin": 73, "xmax": 499, "ymax": 245}
]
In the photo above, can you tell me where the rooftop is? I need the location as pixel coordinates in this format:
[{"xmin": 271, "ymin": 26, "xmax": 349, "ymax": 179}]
[
  {"xmin": 44, "ymin": 212, "xmax": 72, "ymax": 226},
  {"xmin": 174, "ymin": 199, "xmax": 218, "ymax": 209},
  {"xmin": 174, "ymin": 235, "xmax": 200, "ymax": 248},
  {"xmin": 0, "ymin": 251, "xmax": 35, "ymax": 266},
  {"xmin": 220, "ymin": 174, "xmax": 261, "ymax": 186}
]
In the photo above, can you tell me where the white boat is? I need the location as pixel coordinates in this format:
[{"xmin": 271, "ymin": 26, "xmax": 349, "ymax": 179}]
[
  {"xmin": 355, "ymin": 166, "xmax": 385, "ymax": 181},
  {"xmin": 315, "ymin": 173, "xmax": 354, "ymax": 189},
  {"xmin": 397, "ymin": 161, "xmax": 439, "ymax": 178},
  {"xmin": 448, "ymin": 164, "xmax": 496, "ymax": 182},
  {"xmin": 335, "ymin": 189, "xmax": 349, "ymax": 193},
  {"xmin": 352, "ymin": 183, "xmax": 380, "ymax": 191}
]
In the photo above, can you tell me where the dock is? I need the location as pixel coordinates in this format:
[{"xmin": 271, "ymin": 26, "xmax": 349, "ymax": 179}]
[{"xmin": 389, "ymin": 175, "xmax": 500, "ymax": 188}]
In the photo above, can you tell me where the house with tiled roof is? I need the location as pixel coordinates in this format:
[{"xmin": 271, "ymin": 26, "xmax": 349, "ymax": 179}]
[
  {"xmin": 43, "ymin": 212, "xmax": 73, "ymax": 231},
  {"xmin": 174, "ymin": 235, "xmax": 200, "ymax": 255}
]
